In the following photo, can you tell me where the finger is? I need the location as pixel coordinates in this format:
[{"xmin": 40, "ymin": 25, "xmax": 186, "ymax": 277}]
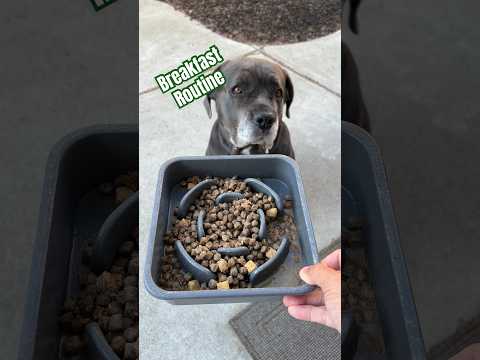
[
  {"xmin": 283, "ymin": 288, "xmax": 325, "ymax": 307},
  {"xmin": 299, "ymin": 262, "xmax": 339, "ymax": 288},
  {"xmin": 287, "ymin": 304, "xmax": 329, "ymax": 325},
  {"xmin": 321, "ymin": 249, "xmax": 341, "ymax": 270}
]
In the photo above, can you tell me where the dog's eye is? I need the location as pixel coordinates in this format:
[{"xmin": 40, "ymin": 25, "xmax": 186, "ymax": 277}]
[
  {"xmin": 231, "ymin": 86, "xmax": 242, "ymax": 95},
  {"xmin": 275, "ymin": 89, "xmax": 283, "ymax": 98}
]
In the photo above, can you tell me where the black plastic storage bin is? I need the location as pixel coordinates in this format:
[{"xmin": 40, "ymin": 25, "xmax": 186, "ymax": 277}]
[
  {"xmin": 342, "ymin": 122, "xmax": 425, "ymax": 359},
  {"xmin": 144, "ymin": 155, "xmax": 319, "ymax": 304},
  {"xmin": 18, "ymin": 125, "xmax": 138, "ymax": 360}
]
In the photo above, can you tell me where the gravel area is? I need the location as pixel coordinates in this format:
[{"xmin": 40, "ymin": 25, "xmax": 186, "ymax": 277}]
[{"xmin": 161, "ymin": 0, "xmax": 340, "ymax": 45}]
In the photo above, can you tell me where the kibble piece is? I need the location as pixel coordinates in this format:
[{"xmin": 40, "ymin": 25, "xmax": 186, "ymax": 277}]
[
  {"xmin": 208, "ymin": 279, "xmax": 217, "ymax": 289},
  {"xmin": 187, "ymin": 280, "xmax": 201, "ymax": 291},
  {"xmin": 123, "ymin": 317, "xmax": 134, "ymax": 329},
  {"xmin": 123, "ymin": 286, "xmax": 137, "ymax": 303},
  {"xmin": 124, "ymin": 301, "xmax": 139, "ymax": 319},
  {"xmin": 217, "ymin": 259, "xmax": 229, "ymax": 273},
  {"xmin": 356, "ymin": 269, "xmax": 366, "ymax": 281},
  {"xmin": 110, "ymin": 335, "xmax": 126, "ymax": 356},
  {"xmin": 209, "ymin": 263, "xmax": 219, "ymax": 272},
  {"xmin": 124, "ymin": 275, "xmax": 137, "ymax": 287},
  {"xmin": 266, "ymin": 248, "xmax": 277, "ymax": 259},
  {"xmin": 245, "ymin": 260, "xmax": 257, "ymax": 273},
  {"xmin": 266, "ymin": 208, "xmax": 278, "ymax": 218},
  {"xmin": 97, "ymin": 271, "xmax": 123, "ymax": 292},
  {"xmin": 108, "ymin": 301, "xmax": 123, "ymax": 315},
  {"xmin": 227, "ymin": 258, "xmax": 236, "ymax": 268},
  {"xmin": 109, "ymin": 314, "xmax": 124, "ymax": 332},
  {"xmin": 128, "ymin": 257, "xmax": 139, "ymax": 275},
  {"xmin": 216, "ymin": 280, "xmax": 230, "ymax": 289},
  {"xmin": 124, "ymin": 341, "xmax": 139, "ymax": 359},
  {"xmin": 230, "ymin": 267, "xmax": 239, "ymax": 277}
]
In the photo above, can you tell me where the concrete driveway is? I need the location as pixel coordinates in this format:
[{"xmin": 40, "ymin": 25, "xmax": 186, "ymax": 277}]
[{"xmin": 139, "ymin": 1, "xmax": 340, "ymax": 359}]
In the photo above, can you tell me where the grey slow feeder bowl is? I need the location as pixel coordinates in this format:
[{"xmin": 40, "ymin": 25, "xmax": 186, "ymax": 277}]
[
  {"xmin": 144, "ymin": 155, "xmax": 319, "ymax": 305},
  {"xmin": 85, "ymin": 192, "xmax": 138, "ymax": 360}
]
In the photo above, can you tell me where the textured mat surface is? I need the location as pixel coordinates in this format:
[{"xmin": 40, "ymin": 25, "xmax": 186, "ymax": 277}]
[
  {"xmin": 230, "ymin": 241, "xmax": 341, "ymax": 360},
  {"xmin": 230, "ymin": 301, "xmax": 340, "ymax": 360}
]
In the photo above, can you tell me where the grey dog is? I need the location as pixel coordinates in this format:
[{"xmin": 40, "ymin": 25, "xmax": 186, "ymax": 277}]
[{"xmin": 204, "ymin": 57, "xmax": 295, "ymax": 158}]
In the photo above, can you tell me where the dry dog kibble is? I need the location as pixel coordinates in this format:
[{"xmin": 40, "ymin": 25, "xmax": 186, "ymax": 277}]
[
  {"xmin": 123, "ymin": 327, "xmax": 138, "ymax": 342},
  {"xmin": 128, "ymin": 257, "xmax": 139, "ymax": 275},
  {"xmin": 158, "ymin": 176, "xmax": 297, "ymax": 292},
  {"xmin": 342, "ymin": 220, "xmax": 385, "ymax": 354},
  {"xmin": 266, "ymin": 208, "xmax": 278, "ymax": 218},
  {"xmin": 208, "ymin": 279, "xmax": 218, "ymax": 289},
  {"xmin": 58, "ymin": 172, "xmax": 139, "ymax": 360},
  {"xmin": 124, "ymin": 341, "xmax": 139, "ymax": 359},
  {"xmin": 124, "ymin": 301, "xmax": 139, "ymax": 319},
  {"xmin": 209, "ymin": 263, "xmax": 219, "ymax": 272},
  {"xmin": 188, "ymin": 280, "xmax": 201, "ymax": 291},
  {"xmin": 217, "ymin": 259, "xmax": 229, "ymax": 273},
  {"xmin": 111, "ymin": 335, "xmax": 126, "ymax": 356},
  {"xmin": 265, "ymin": 248, "xmax": 277, "ymax": 259},
  {"xmin": 227, "ymin": 257, "xmax": 236, "ymax": 268},
  {"xmin": 230, "ymin": 267, "xmax": 239, "ymax": 277},
  {"xmin": 216, "ymin": 280, "xmax": 230, "ymax": 289},
  {"xmin": 245, "ymin": 260, "xmax": 257, "ymax": 273},
  {"xmin": 124, "ymin": 275, "xmax": 137, "ymax": 287},
  {"xmin": 123, "ymin": 286, "xmax": 138, "ymax": 303},
  {"xmin": 109, "ymin": 314, "xmax": 124, "ymax": 332}
]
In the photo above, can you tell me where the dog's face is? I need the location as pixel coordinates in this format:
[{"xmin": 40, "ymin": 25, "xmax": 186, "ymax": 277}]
[{"xmin": 204, "ymin": 57, "xmax": 294, "ymax": 153}]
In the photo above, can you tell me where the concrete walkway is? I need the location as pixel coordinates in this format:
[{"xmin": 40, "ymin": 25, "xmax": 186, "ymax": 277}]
[{"xmin": 139, "ymin": 1, "xmax": 340, "ymax": 359}]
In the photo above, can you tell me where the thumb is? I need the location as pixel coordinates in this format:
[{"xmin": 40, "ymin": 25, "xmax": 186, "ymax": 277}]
[{"xmin": 299, "ymin": 263, "xmax": 339, "ymax": 290}]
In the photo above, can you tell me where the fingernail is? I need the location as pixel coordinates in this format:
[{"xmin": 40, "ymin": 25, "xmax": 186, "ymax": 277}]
[{"xmin": 299, "ymin": 266, "xmax": 310, "ymax": 279}]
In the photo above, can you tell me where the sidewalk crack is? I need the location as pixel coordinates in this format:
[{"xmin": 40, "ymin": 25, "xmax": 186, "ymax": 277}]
[{"xmin": 257, "ymin": 49, "xmax": 340, "ymax": 98}]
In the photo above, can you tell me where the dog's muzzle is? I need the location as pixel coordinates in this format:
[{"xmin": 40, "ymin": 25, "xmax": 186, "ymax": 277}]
[{"xmin": 253, "ymin": 112, "xmax": 275, "ymax": 131}]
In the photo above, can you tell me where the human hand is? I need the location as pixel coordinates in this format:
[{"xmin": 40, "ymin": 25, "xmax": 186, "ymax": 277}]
[{"xmin": 283, "ymin": 249, "xmax": 341, "ymax": 332}]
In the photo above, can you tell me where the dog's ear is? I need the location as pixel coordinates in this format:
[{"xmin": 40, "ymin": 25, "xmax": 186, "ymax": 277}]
[
  {"xmin": 203, "ymin": 60, "xmax": 229, "ymax": 119},
  {"xmin": 284, "ymin": 70, "xmax": 294, "ymax": 118}
]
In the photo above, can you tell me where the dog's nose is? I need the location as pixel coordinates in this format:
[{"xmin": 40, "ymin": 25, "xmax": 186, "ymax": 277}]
[{"xmin": 255, "ymin": 113, "xmax": 275, "ymax": 130}]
